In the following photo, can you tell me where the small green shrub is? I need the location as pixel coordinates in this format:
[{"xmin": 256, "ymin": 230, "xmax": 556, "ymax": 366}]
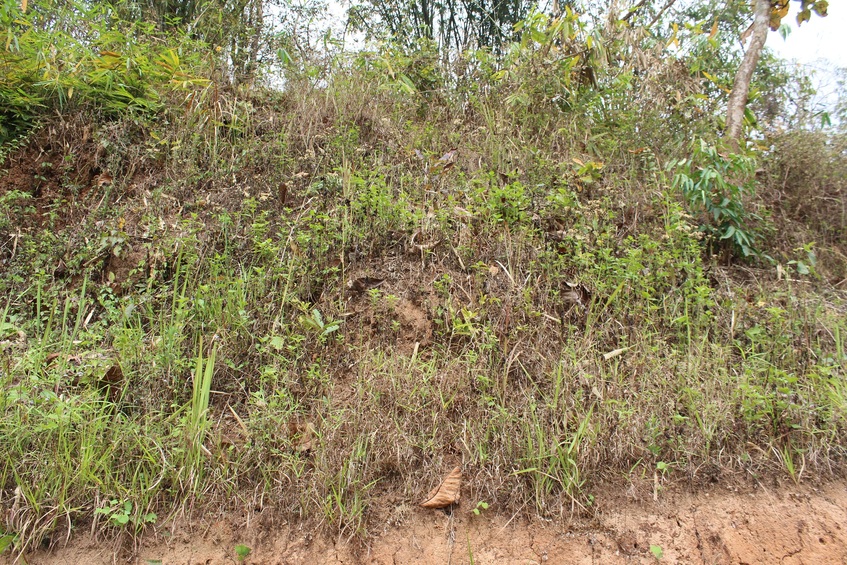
[
  {"xmin": 95, "ymin": 499, "xmax": 157, "ymax": 533},
  {"xmin": 234, "ymin": 544, "xmax": 252, "ymax": 562},
  {"xmin": 672, "ymin": 140, "xmax": 764, "ymax": 258}
]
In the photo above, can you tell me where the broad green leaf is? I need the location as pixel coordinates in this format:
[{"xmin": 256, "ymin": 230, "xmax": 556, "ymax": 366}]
[
  {"xmin": 114, "ymin": 514, "xmax": 130, "ymax": 525},
  {"xmin": 0, "ymin": 534, "xmax": 16, "ymax": 554}
]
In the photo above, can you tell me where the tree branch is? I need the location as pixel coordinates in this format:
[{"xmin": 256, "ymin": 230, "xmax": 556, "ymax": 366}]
[
  {"xmin": 622, "ymin": 0, "xmax": 651, "ymax": 23},
  {"xmin": 647, "ymin": 0, "xmax": 679, "ymax": 29}
]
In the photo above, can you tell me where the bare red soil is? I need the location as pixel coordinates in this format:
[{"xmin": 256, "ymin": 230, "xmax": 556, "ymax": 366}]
[{"xmin": 7, "ymin": 478, "xmax": 847, "ymax": 565}]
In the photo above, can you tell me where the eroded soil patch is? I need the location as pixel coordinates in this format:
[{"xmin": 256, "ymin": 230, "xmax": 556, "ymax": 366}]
[{"xmin": 10, "ymin": 479, "xmax": 847, "ymax": 564}]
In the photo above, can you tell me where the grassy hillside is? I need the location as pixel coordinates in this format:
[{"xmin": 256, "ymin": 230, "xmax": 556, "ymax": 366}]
[{"xmin": 1, "ymin": 7, "xmax": 846, "ymax": 556}]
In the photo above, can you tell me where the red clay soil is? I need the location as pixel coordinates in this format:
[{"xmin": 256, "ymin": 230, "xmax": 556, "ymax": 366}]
[{"xmin": 7, "ymin": 479, "xmax": 847, "ymax": 565}]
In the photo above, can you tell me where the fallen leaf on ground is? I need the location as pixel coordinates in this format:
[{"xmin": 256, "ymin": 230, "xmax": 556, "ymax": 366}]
[
  {"xmin": 413, "ymin": 240, "xmax": 440, "ymax": 252},
  {"xmin": 348, "ymin": 277, "xmax": 385, "ymax": 293},
  {"xmin": 419, "ymin": 466, "xmax": 462, "ymax": 509},
  {"xmin": 101, "ymin": 364, "xmax": 123, "ymax": 385},
  {"xmin": 603, "ymin": 347, "xmax": 630, "ymax": 361},
  {"xmin": 288, "ymin": 421, "xmax": 316, "ymax": 453},
  {"xmin": 97, "ymin": 172, "xmax": 113, "ymax": 187},
  {"xmin": 297, "ymin": 422, "xmax": 315, "ymax": 452},
  {"xmin": 437, "ymin": 149, "xmax": 457, "ymax": 165}
]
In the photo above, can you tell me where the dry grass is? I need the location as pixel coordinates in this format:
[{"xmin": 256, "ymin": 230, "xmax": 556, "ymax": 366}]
[{"xmin": 1, "ymin": 52, "xmax": 846, "ymax": 558}]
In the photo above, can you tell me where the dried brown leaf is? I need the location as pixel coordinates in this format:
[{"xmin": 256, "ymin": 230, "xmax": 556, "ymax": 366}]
[
  {"xmin": 101, "ymin": 364, "xmax": 123, "ymax": 385},
  {"xmin": 348, "ymin": 277, "xmax": 385, "ymax": 293},
  {"xmin": 297, "ymin": 422, "xmax": 315, "ymax": 452},
  {"xmin": 433, "ymin": 149, "xmax": 457, "ymax": 173},
  {"xmin": 97, "ymin": 172, "xmax": 113, "ymax": 187},
  {"xmin": 287, "ymin": 421, "xmax": 316, "ymax": 453},
  {"xmin": 602, "ymin": 347, "xmax": 630, "ymax": 361},
  {"xmin": 290, "ymin": 241, "xmax": 302, "ymax": 257},
  {"xmin": 438, "ymin": 149, "xmax": 457, "ymax": 164},
  {"xmin": 562, "ymin": 290, "xmax": 582, "ymax": 306},
  {"xmin": 413, "ymin": 240, "xmax": 440, "ymax": 252},
  {"xmin": 419, "ymin": 466, "xmax": 462, "ymax": 509},
  {"xmin": 99, "ymin": 364, "xmax": 124, "ymax": 402}
]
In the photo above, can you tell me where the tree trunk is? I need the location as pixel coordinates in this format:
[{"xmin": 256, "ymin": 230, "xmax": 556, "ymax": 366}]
[
  {"xmin": 244, "ymin": 0, "xmax": 263, "ymax": 85},
  {"xmin": 725, "ymin": 0, "xmax": 770, "ymax": 148}
]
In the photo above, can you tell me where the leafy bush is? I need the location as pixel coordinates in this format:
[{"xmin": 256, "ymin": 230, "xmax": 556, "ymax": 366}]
[
  {"xmin": 1, "ymin": 1, "xmax": 211, "ymax": 143},
  {"xmin": 672, "ymin": 139, "xmax": 764, "ymax": 258}
]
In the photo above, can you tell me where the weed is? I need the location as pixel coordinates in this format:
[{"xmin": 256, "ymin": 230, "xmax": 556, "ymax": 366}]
[
  {"xmin": 471, "ymin": 501, "xmax": 490, "ymax": 516},
  {"xmin": 95, "ymin": 500, "xmax": 157, "ymax": 533},
  {"xmin": 0, "ymin": 530, "xmax": 16, "ymax": 555},
  {"xmin": 234, "ymin": 543, "xmax": 252, "ymax": 562},
  {"xmin": 650, "ymin": 544, "xmax": 664, "ymax": 560},
  {"xmin": 183, "ymin": 339, "xmax": 217, "ymax": 492},
  {"xmin": 298, "ymin": 307, "xmax": 342, "ymax": 343}
]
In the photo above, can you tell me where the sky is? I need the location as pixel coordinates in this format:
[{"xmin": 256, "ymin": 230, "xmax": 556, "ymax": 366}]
[
  {"xmin": 767, "ymin": 1, "xmax": 845, "ymax": 117},
  {"xmin": 768, "ymin": 0, "xmax": 845, "ymax": 65}
]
